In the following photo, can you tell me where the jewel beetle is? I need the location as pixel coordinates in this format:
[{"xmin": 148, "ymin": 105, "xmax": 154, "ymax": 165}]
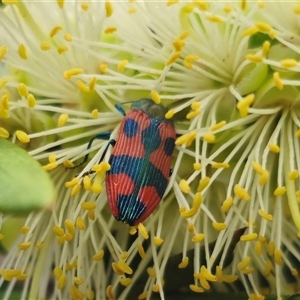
[{"xmin": 74, "ymin": 98, "xmax": 176, "ymax": 226}]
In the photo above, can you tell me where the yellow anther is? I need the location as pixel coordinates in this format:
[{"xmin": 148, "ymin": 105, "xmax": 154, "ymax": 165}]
[
  {"xmin": 117, "ymin": 60, "xmax": 128, "ymax": 73},
  {"xmin": 1, "ymin": 94, "xmax": 9, "ymax": 110},
  {"xmin": 120, "ymin": 252, "xmax": 129, "ymax": 261},
  {"xmin": 50, "ymin": 26, "xmax": 62, "ymax": 38},
  {"xmin": 57, "ymin": 46, "xmax": 68, "ymax": 54},
  {"xmin": 234, "ymin": 184, "xmax": 250, "ymax": 201},
  {"xmin": 53, "ymin": 226, "xmax": 64, "ymax": 237},
  {"xmin": 40, "ymin": 42, "xmax": 51, "ymax": 51},
  {"xmin": 258, "ymin": 1, "xmax": 265, "ymax": 9},
  {"xmin": 151, "ymin": 90, "xmax": 161, "ymax": 104},
  {"xmin": 274, "ymin": 186, "xmax": 286, "ymax": 196},
  {"xmin": 267, "ymin": 240, "xmax": 275, "ymax": 255},
  {"xmin": 189, "ymin": 284, "xmax": 204, "ymax": 293},
  {"xmin": 223, "ymin": 4, "xmax": 232, "ymax": 13},
  {"xmin": 212, "ymin": 222, "xmax": 226, "ymax": 231},
  {"xmin": 137, "ymin": 243, "xmax": 146, "ymax": 259},
  {"xmin": 280, "ymin": 59, "xmax": 298, "ymax": 68},
  {"xmin": 43, "ymin": 162, "xmax": 58, "ymax": 171},
  {"xmin": 147, "ymin": 267, "xmax": 156, "ymax": 278},
  {"xmin": 258, "ymin": 209, "xmax": 273, "ymax": 221},
  {"xmin": 104, "ymin": 26, "xmax": 117, "ymax": 34},
  {"xmin": 138, "ymin": 223, "xmax": 149, "ymax": 240},
  {"xmin": 77, "ymin": 80, "xmax": 90, "ymax": 93},
  {"xmin": 262, "ymin": 41, "xmax": 271, "ymax": 57},
  {"xmin": 240, "ymin": 233, "xmax": 258, "ymax": 241},
  {"xmin": 18, "ymin": 83, "xmax": 29, "ymax": 97},
  {"xmin": 152, "ymin": 284, "xmax": 160, "ymax": 292},
  {"xmin": 54, "ymin": 266, "xmax": 63, "ymax": 280},
  {"xmin": 165, "ymin": 109, "xmax": 175, "ymax": 119},
  {"xmin": 184, "ymin": 55, "xmax": 199, "ymax": 69},
  {"xmin": 258, "ymin": 169, "xmax": 269, "ymax": 186},
  {"xmin": 273, "ymin": 72, "xmax": 283, "ymax": 90},
  {"xmin": 188, "ymin": 223, "xmax": 195, "ymax": 233},
  {"xmin": 81, "ymin": 201, "xmax": 96, "ymax": 210},
  {"xmin": 190, "ymin": 102, "xmax": 200, "ymax": 111},
  {"xmin": 69, "ymin": 285, "xmax": 84, "ymax": 299},
  {"xmin": 249, "ymin": 294, "xmax": 265, "ymax": 300},
  {"xmin": 274, "ymin": 249, "xmax": 283, "ymax": 265},
  {"xmin": 173, "ymin": 38, "xmax": 185, "ymax": 52},
  {"xmin": 246, "ymin": 54, "xmax": 263, "ymax": 63},
  {"xmin": 57, "ymin": 113, "xmax": 68, "ymax": 127},
  {"xmin": 81, "ymin": 176, "xmax": 90, "ymax": 191},
  {"xmin": 289, "ymin": 170, "xmax": 299, "ymax": 180},
  {"xmin": 129, "ymin": 226, "xmax": 137, "ymax": 235},
  {"xmin": 99, "ymin": 64, "xmax": 108, "ymax": 73},
  {"xmin": 75, "ymin": 217, "xmax": 85, "ymax": 230},
  {"xmin": 210, "ymin": 120, "xmax": 226, "ymax": 131},
  {"xmin": 5, "ymin": 269, "xmax": 21, "ymax": 277},
  {"xmin": 192, "ymin": 233, "xmax": 205, "ymax": 243},
  {"xmin": 0, "ymin": 127, "xmax": 9, "ymax": 138},
  {"xmin": 27, "ymin": 94, "xmax": 36, "ymax": 108},
  {"xmin": 128, "ymin": 7, "xmax": 137, "ymax": 14},
  {"xmin": 48, "ymin": 153, "xmax": 56, "ymax": 163},
  {"xmin": 16, "ymin": 130, "xmax": 30, "ymax": 143},
  {"xmin": 111, "ymin": 262, "xmax": 124, "ymax": 275},
  {"xmin": 269, "ymin": 29, "xmax": 278, "ymax": 39},
  {"xmin": 0, "ymin": 78, "xmax": 8, "ymax": 90},
  {"xmin": 81, "ymin": 3, "xmax": 89, "ymax": 11},
  {"xmin": 105, "ymin": 1, "xmax": 113, "ymax": 17},
  {"xmin": 193, "ymin": 0, "xmax": 209, "ymax": 11},
  {"xmin": 201, "ymin": 266, "xmax": 217, "ymax": 281},
  {"xmin": 64, "ymin": 68, "xmax": 83, "ymax": 80},
  {"xmin": 193, "ymin": 162, "xmax": 201, "ymax": 171},
  {"xmin": 211, "ymin": 162, "xmax": 229, "ymax": 169},
  {"xmin": 65, "ymin": 177, "xmax": 79, "ymax": 188},
  {"xmin": 291, "ymin": 268, "xmax": 298, "ymax": 276},
  {"xmin": 138, "ymin": 291, "xmax": 148, "ymax": 300},
  {"xmin": 56, "ymin": 236, "xmax": 65, "ymax": 245},
  {"xmin": 237, "ymin": 256, "xmax": 251, "ymax": 270},
  {"xmin": 71, "ymin": 184, "xmax": 81, "ymax": 197},
  {"xmin": 74, "ymin": 276, "xmax": 84, "ymax": 285},
  {"xmin": 57, "ymin": 273, "xmax": 67, "ymax": 289},
  {"xmin": 63, "ymin": 160, "xmax": 74, "ymax": 168},
  {"xmin": 119, "ymin": 277, "xmax": 132, "ymax": 287},
  {"xmin": 241, "ymin": 26, "xmax": 259, "ymax": 37},
  {"xmin": 255, "ymin": 22, "xmax": 272, "ymax": 32},
  {"xmin": 91, "ymin": 109, "xmax": 99, "ymax": 118},
  {"xmin": 179, "ymin": 30, "xmax": 189, "ymax": 39},
  {"xmin": 221, "ymin": 197, "xmax": 233, "ymax": 212},
  {"xmin": 18, "ymin": 44, "xmax": 27, "ymax": 59},
  {"xmin": 254, "ymin": 241, "xmax": 262, "ymax": 257},
  {"xmin": 65, "ymin": 219, "xmax": 75, "ymax": 235},
  {"xmin": 0, "ymin": 45, "xmax": 8, "ymax": 61},
  {"xmin": 0, "ymin": 106, "xmax": 9, "ymax": 119},
  {"xmin": 178, "ymin": 257, "xmax": 189, "ymax": 269},
  {"xmin": 167, "ymin": 0, "xmax": 179, "ymax": 6},
  {"xmin": 18, "ymin": 242, "xmax": 31, "ymax": 250},
  {"xmin": 237, "ymin": 94, "xmax": 254, "ymax": 117},
  {"xmin": 93, "ymin": 250, "xmax": 104, "ymax": 261},
  {"xmin": 118, "ymin": 260, "xmax": 133, "ymax": 275},
  {"xmin": 179, "ymin": 179, "xmax": 191, "ymax": 194},
  {"xmin": 166, "ymin": 51, "xmax": 181, "ymax": 66},
  {"xmin": 293, "ymin": 5, "xmax": 300, "ymax": 14},
  {"xmin": 263, "ymin": 260, "xmax": 273, "ymax": 277},
  {"xmin": 242, "ymin": 267, "xmax": 254, "ymax": 274},
  {"xmin": 153, "ymin": 236, "xmax": 163, "ymax": 246},
  {"xmin": 64, "ymin": 234, "xmax": 73, "ymax": 244},
  {"xmin": 16, "ymin": 273, "xmax": 28, "ymax": 281},
  {"xmin": 186, "ymin": 109, "xmax": 201, "ymax": 119},
  {"xmin": 87, "ymin": 289, "xmax": 95, "ymax": 300},
  {"xmin": 269, "ymin": 143, "xmax": 280, "ymax": 153},
  {"xmin": 88, "ymin": 77, "xmax": 96, "ymax": 92},
  {"xmin": 206, "ymin": 14, "xmax": 222, "ymax": 23},
  {"xmin": 92, "ymin": 162, "xmax": 111, "ymax": 173},
  {"xmin": 203, "ymin": 133, "xmax": 215, "ymax": 143},
  {"xmin": 20, "ymin": 226, "xmax": 30, "ymax": 234},
  {"xmin": 64, "ymin": 33, "xmax": 72, "ymax": 42}
]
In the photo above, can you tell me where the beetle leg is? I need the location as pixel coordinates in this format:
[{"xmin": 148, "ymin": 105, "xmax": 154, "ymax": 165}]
[
  {"xmin": 169, "ymin": 168, "xmax": 173, "ymax": 177},
  {"xmin": 115, "ymin": 103, "xmax": 126, "ymax": 116},
  {"xmin": 69, "ymin": 132, "xmax": 111, "ymax": 169}
]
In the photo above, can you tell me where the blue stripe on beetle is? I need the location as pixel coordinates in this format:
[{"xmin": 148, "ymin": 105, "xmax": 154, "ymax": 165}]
[{"xmin": 71, "ymin": 98, "xmax": 176, "ymax": 226}]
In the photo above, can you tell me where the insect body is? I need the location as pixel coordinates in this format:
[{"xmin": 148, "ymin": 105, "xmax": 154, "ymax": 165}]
[{"xmin": 106, "ymin": 99, "xmax": 176, "ymax": 225}]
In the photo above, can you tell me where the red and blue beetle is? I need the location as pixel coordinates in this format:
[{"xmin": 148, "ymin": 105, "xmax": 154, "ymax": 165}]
[{"xmin": 74, "ymin": 98, "xmax": 176, "ymax": 226}]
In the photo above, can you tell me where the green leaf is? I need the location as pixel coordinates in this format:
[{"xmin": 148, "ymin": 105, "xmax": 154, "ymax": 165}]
[{"xmin": 0, "ymin": 138, "xmax": 55, "ymax": 213}]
